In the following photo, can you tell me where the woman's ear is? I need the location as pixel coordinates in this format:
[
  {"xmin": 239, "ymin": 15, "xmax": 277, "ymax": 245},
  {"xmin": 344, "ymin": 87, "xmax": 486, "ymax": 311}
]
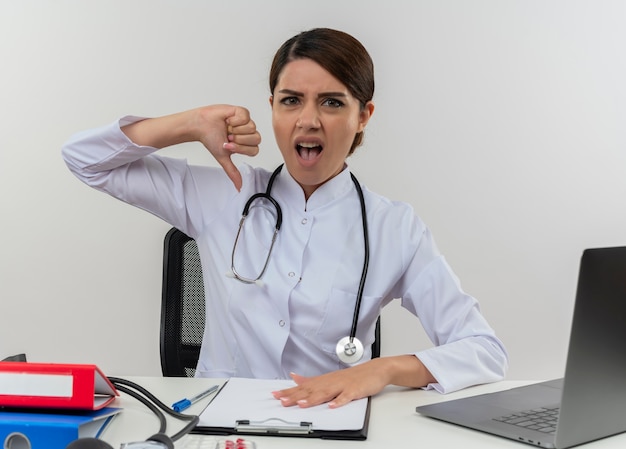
[
  {"xmin": 358, "ymin": 101, "xmax": 375, "ymax": 132},
  {"xmin": 269, "ymin": 95, "xmax": 274, "ymax": 107}
]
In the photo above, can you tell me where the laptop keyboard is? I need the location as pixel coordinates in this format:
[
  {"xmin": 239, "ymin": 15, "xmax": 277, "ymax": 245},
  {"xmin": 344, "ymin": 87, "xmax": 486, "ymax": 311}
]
[{"xmin": 494, "ymin": 406, "xmax": 560, "ymax": 435}]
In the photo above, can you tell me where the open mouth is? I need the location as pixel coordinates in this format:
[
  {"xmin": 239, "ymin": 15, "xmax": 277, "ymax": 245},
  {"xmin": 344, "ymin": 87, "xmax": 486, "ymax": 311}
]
[{"xmin": 296, "ymin": 141, "xmax": 323, "ymax": 161}]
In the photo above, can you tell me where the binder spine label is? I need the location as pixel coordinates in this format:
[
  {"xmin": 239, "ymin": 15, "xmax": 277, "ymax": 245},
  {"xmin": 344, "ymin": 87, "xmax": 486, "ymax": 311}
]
[{"xmin": 0, "ymin": 373, "xmax": 73, "ymax": 397}]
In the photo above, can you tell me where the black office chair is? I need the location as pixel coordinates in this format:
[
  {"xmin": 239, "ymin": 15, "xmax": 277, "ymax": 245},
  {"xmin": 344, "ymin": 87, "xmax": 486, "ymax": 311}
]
[
  {"xmin": 160, "ymin": 228, "xmax": 381, "ymax": 377},
  {"xmin": 371, "ymin": 315, "xmax": 381, "ymax": 359},
  {"xmin": 160, "ymin": 228, "xmax": 206, "ymax": 377}
]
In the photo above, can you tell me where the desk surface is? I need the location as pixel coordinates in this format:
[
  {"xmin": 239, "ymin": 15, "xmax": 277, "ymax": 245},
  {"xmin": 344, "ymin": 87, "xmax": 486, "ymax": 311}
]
[{"xmin": 102, "ymin": 377, "xmax": 626, "ymax": 448}]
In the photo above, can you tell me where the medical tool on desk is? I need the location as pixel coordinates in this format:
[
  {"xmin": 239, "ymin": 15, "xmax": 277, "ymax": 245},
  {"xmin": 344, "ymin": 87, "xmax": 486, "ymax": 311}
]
[
  {"xmin": 227, "ymin": 164, "xmax": 371, "ymax": 364},
  {"xmin": 172, "ymin": 385, "xmax": 220, "ymax": 412},
  {"xmin": 65, "ymin": 377, "xmax": 200, "ymax": 449}
]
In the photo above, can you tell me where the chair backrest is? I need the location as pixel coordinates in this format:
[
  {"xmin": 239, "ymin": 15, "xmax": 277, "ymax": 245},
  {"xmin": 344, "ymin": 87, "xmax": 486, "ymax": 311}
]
[
  {"xmin": 160, "ymin": 228, "xmax": 205, "ymax": 377},
  {"xmin": 160, "ymin": 227, "xmax": 381, "ymax": 377},
  {"xmin": 372, "ymin": 316, "xmax": 381, "ymax": 359}
]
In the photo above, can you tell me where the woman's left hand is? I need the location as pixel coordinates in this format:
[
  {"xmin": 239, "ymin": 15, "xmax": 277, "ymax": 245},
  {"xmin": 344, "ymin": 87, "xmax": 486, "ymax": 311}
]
[
  {"xmin": 272, "ymin": 360, "xmax": 387, "ymax": 408},
  {"xmin": 271, "ymin": 355, "xmax": 434, "ymax": 408}
]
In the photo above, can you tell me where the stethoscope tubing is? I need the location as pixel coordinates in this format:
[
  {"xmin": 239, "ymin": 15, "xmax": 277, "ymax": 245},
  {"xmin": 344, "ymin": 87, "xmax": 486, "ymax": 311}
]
[
  {"xmin": 348, "ymin": 172, "xmax": 369, "ymax": 345},
  {"xmin": 230, "ymin": 169, "xmax": 283, "ymax": 284}
]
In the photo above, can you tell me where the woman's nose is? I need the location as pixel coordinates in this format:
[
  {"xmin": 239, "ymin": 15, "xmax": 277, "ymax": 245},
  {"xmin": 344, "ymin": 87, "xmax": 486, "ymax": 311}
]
[{"xmin": 296, "ymin": 104, "xmax": 321, "ymax": 129}]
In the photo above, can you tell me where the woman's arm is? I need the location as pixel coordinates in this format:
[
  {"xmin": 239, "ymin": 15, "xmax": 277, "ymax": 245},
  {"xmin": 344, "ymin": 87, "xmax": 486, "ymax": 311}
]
[
  {"xmin": 61, "ymin": 104, "xmax": 262, "ymax": 235},
  {"xmin": 62, "ymin": 105, "xmax": 260, "ymax": 191},
  {"xmin": 121, "ymin": 105, "xmax": 261, "ymax": 190}
]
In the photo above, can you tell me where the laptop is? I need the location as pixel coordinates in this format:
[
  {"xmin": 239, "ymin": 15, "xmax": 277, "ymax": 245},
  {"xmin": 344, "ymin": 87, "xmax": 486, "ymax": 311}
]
[{"xmin": 416, "ymin": 246, "xmax": 626, "ymax": 449}]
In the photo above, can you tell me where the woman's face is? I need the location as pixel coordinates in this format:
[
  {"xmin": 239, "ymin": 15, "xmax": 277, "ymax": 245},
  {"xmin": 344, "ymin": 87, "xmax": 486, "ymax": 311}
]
[{"xmin": 270, "ymin": 58, "xmax": 374, "ymax": 199}]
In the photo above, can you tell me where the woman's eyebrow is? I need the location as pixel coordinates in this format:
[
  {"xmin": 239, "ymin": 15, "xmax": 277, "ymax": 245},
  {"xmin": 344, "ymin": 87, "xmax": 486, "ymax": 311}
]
[
  {"xmin": 277, "ymin": 89, "xmax": 303, "ymax": 96},
  {"xmin": 317, "ymin": 91, "xmax": 348, "ymax": 99},
  {"xmin": 277, "ymin": 89, "xmax": 348, "ymax": 99}
]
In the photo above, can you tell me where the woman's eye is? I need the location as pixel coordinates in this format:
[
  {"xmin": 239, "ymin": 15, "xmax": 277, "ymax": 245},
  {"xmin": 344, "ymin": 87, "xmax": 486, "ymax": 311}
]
[
  {"xmin": 323, "ymin": 98, "xmax": 345, "ymax": 108},
  {"xmin": 280, "ymin": 97, "xmax": 299, "ymax": 106}
]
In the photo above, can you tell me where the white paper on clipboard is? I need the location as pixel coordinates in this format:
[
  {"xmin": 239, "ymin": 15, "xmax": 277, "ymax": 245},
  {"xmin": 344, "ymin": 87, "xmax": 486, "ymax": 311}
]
[{"xmin": 198, "ymin": 377, "xmax": 368, "ymax": 431}]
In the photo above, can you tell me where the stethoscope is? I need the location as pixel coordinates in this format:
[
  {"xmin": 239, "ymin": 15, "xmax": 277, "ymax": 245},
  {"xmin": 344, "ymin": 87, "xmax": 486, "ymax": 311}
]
[{"xmin": 227, "ymin": 164, "xmax": 370, "ymax": 364}]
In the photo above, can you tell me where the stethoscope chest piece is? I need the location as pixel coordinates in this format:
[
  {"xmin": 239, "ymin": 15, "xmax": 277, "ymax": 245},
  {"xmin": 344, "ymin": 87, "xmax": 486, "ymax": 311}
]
[{"xmin": 336, "ymin": 336, "xmax": 364, "ymax": 364}]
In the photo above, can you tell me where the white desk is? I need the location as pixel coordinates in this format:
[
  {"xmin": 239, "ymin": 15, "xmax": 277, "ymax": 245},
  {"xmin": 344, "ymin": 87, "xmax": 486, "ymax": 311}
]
[{"xmin": 101, "ymin": 377, "xmax": 626, "ymax": 448}]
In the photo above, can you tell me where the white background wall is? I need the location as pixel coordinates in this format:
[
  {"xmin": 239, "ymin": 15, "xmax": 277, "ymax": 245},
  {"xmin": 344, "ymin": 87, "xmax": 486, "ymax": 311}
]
[{"xmin": 1, "ymin": 1, "xmax": 624, "ymax": 381}]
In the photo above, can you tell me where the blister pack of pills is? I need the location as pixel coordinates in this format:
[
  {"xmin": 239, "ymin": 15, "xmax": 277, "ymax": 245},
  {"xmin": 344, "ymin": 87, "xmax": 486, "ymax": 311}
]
[
  {"xmin": 215, "ymin": 438, "xmax": 256, "ymax": 449},
  {"xmin": 178, "ymin": 434, "xmax": 256, "ymax": 449}
]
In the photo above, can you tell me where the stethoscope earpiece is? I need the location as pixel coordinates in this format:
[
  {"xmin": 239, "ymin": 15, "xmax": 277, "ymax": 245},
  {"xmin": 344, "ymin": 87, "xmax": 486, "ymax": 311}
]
[{"xmin": 224, "ymin": 271, "xmax": 264, "ymax": 288}]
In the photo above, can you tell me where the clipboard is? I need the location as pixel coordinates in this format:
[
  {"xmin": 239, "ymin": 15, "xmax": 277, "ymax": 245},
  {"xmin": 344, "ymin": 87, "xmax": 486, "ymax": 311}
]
[{"xmin": 192, "ymin": 377, "xmax": 370, "ymax": 440}]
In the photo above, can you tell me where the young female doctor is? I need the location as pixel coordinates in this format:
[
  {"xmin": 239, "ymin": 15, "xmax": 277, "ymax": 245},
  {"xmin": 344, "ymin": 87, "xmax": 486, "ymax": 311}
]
[{"xmin": 62, "ymin": 28, "xmax": 507, "ymax": 408}]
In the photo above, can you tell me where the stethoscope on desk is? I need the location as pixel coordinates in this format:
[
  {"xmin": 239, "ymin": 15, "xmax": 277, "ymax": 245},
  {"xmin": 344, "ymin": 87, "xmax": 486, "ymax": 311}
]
[{"xmin": 227, "ymin": 164, "xmax": 370, "ymax": 364}]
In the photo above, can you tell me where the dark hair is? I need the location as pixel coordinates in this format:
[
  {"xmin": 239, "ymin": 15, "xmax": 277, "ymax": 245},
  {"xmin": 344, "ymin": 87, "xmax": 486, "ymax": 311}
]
[{"xmin": 269, "ymin": 28, "xmax": 375, "ymax": 155}]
